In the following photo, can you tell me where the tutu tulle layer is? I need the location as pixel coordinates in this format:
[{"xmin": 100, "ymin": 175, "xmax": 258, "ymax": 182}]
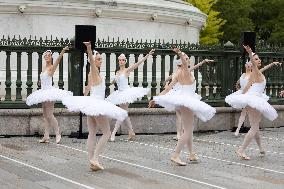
[
  {"xmin": 26, "ymin": 87, "xmax": 73, "ymax": 106},
  {"xmin": 62, "ymin": 96, "xmax": 128, "ymax": 121},
  {"xmin": 106, "ymin": 87, "xmax": 150, "ymax": 105},
  {"xmin": 227, "ymin": 90, "xmax": 269, "ymax": 101},
  {"xmin": 153, "ymin": 94, "xmax": 216, "ymax": 122},
  {"xmin": 225, "ymin": 93, "xmax": 277, "ymax": 121}
]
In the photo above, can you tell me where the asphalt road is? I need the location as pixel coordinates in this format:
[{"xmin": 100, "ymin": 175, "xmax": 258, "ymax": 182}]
[{"xmin": 0, "ymin": 127, "xmax": 283, "ymax": 189}]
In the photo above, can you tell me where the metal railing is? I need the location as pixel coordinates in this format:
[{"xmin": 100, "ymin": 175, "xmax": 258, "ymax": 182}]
[{"xmin": 0, "ymin": 36, "xmax": 283, "ymax": 108}]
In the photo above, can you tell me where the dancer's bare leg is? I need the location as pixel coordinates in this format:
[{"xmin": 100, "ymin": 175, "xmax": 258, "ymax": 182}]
[
  {"xmin": 171, "ymin": 106, "xmax": 194, "ymax": 166},
  {"xmin": 175, "ymin": 110, "xmax": 182, "ymax": 140},
  {"xmin": 87, "ymin": 116, "xmax": 97, "ymax": 161},
  {"xmin": 110, "ymin": 119, "xmax": 122, "ymax": 141},
  {"xmin": 90, "ymin": 116, "xmax": 111, "ymax": 171},
  {"xmin": 45, "ymin": 102, "xmax": 61, "ymax": 143},
  {"xmin": 39, "ymin": 102, "xmax": 50, "ymax": 143},
  {"xmin": 255, "ymin": 130, "xmax": 265, "ymax": 154},
  {"xmin": 121, "ymin": 104, "xmax": 135, "ymax": 140},
  {"xmin": 40, "ymin": 102, "xmax": 60, "ymax": 143},
  {"xmin": 235, "ymin": 108, "xmax": 247, "ymax": 136},
  {"xmin": 111, "ymin": 103, "xmax": 134, "ymax": 141},
  {"xmin": 237, "ymin": 106, "xmax": 261, "ymax": 160}
]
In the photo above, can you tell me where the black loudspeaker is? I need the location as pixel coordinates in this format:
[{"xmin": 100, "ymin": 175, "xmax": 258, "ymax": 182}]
[
  {"xmin": 240, "ymin": 32, "xmax": 256, "ymax": 54},
  {"xmin": 75, "ymin": 25, "xmax": 96, "ymax": 51}
]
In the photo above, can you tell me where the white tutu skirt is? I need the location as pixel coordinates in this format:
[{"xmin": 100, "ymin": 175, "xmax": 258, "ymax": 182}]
[
  {"xmin": 62, "ymin": 96, "xmax": 128, "ymax": 121},
  {"xmin": 106, "ymin": 87, "xmax": 150, "ymax": 105},
  {"xmin": 227, "ymin": 90, "xmax": 269, "ymax": 101},
  {"xmin": 225, "ymin": 93, "xmax": 277, "ymax": 121},
  {"xmin": 26, "ymin": 87, "xmax": 73, "ymax": 106},
  {"xmin": 167, "ymin": 88, "xmax": 202, "ymax": 100},
  {"xmin": 153, "ymin": 94, "xmax": 216, "ymax": 122}
]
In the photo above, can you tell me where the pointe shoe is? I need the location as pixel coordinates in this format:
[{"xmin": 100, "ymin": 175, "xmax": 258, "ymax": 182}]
[
  {"xmin": 234, "ymin": 132, "xmax": 239, "ymax": 137},
  {"xmin": 173, "ymin": 135, "xmax": 181, "ymax": 141},
  {"xmin": 172, "ymin": 136, "xmax": 178, "ymax": 141},
  {"xmin": 236, "ymin": 149, "xmax": 250, "ymax": 160},
  {"xmin": 110, "ymin": 135, "xmax": 115, "ymax": 142},
  {"xmin": 56, "ymin": 134, "xmax": 61, "ymax": 144},
  {"xmin": 38, "ymin": 137, "xmax": 50, "ymax": 143},
  {"xmin": 170, "ymin": 156, "xmax": 186, "ymax": 166},
  {"xmin": 90, "ymin": 161, "xmax": 104, "ymax": 171},
  {"xmin": 127, "ymin": 132, "xmax": 135, "ymax": 141},
  {"xmin": 177, "ymin": 135, "xmax": 181, "ymax": 141},
  {"xmin": 188, "ymin": 154, "xmax": 198, "ymax": 162}
]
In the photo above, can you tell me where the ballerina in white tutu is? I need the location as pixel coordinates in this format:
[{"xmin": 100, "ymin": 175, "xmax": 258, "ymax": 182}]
[
  {"xmin": 234, "ymin": 60, "xmax": 281, "ymax": 137},
  {"xmin": 149, "ymin": 48, "xmax": 216, "ymax": 165},
  {"xmin": 26, "ymin": 47, "xmax": 72, "ymax": 144},
  {"xmin": 280, "ymin": 90, "xmax": 284, "ymax": 97},
  {"xmin": 164, "ymin": 58, "xmax": 198, "ymax": 141},
  {"xmin": 62, "ymin": 42, "xmax": 128, "ymax": 171},
  {"xmin": 164, "ymin": 60, "xmax": 183, "ymax": 141},
  {"xmin": 226, "ymin": 45, "xmax": 278, "ymax": 160},
  {"xmin": 106, "ymin": 49, "xmax": 155, "ymax": 141}
]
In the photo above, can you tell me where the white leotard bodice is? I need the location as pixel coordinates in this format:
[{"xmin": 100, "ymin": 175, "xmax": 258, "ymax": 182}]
[
  {"xmin": 90, "ymin": 76, "xmax": 105, "ymax": 99},
  {"xmin": 40, "ymin": 71, "xmax": 52, "ymax": 89},
  {"xmin": 176, "ymin": 80, "xmax": 197, "ymax": 96},
  {"xmin": 116, "ymin": 74, "xmax": 130, "ymax": 91},
  {"xmin": 246, "ymin": 79, "xmax": 266, "ymax": 96},
  {"xmin": 239, "ymin": 74, "xmax": 250, "ymax": 90}
]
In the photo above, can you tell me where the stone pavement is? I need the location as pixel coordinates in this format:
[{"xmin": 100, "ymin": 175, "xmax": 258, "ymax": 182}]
[{"xmin": 0, "ymin": 127, "xmax": 283, "ymax": 189}]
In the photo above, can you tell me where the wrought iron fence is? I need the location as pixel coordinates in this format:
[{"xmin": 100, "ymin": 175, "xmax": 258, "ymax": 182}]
[{"xmin": 0, "ymin": 35, "xmax": 283, "ymax": 108}]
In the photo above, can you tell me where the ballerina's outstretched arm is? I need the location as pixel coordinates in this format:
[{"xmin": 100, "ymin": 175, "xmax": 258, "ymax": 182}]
[
  {"xmin": 173, "ymin": 47, "xmax": 214, "ymax": 72},
  {"xmin": 260, "ymin": 61, "xmax": 282, "ymax": 72},
  {"xmin": 83, "ymin": 41, "xmax": 101, "ymax": 81},
  {"xmin": 242, "ymin": 45, "xmax": 263, "ymax": 93},
  {"xmin": 126, "ymin": 49, "xmax": 155, "ymax": 73},
  {"xmin": 84, "ymin": 72, "xmax": 92, "ymax": 96},
  {"xmin": 50, "ymin": 46, "xmax": 69, "ymax": 74},
  {"xmin": 188, "ymin": 59, "xmax": 214, "ymax": 72}
]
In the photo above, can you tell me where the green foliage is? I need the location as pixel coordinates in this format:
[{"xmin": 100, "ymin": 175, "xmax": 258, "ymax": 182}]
[
  {"xmin": 251, "ymin": 0, "xmax": 284, "ymax": 44},
  {"xmin": 214, "ymin": 0, "xmax": 255, "ymax": 44},
  {"xmin": 214, "ymin": 0, "xmax": 284, "ymax": 44},
  {"xmin": 184, "ymin": 0, "xmax": 225, "ymax": 45}
]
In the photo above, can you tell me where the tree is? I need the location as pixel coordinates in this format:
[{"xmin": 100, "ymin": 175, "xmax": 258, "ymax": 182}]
[
  {"xmin": 184, "ymin": 0, "xmax": 225, "ymax": 45},
  {"xmin": 214, "ymin": 0, "xmax": 255, "ymax": 44},
  {"xmin": 214, "ymin": 0, "xmax": 284, "ymax": 44},
  {"xmin": 251, "ymin": 0, "xmax": 284, "ymax": 44}
]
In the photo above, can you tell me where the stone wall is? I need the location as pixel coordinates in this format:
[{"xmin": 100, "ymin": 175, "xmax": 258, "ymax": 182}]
[{"xmin": 0, "ymin": 106, "xmax": 283, "ymax": 136}]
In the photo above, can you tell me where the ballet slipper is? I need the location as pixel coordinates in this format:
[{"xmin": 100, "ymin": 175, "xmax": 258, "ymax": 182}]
[
  {"xmin": 56, "ymin": 134, "xmax": 61, "ymax": 144},
  {"xmin": 127, "ymin": 132, "xmax": 135, "ymax": 141},
  {"xmin": 170, "ymin": 156, "xmax": 186, "ymax": 166},
  {"xmin": 177, "ymin": 135, "xmax": 181, "ymax": 140},
  {"xmin": 38, "ymin": 137, "xmax": 50, "ymax": 143},
  {"xmin": 172, "ymin": 136, "xmax": 178, "ymax": 141},
  {"xmin": 236, "ymin": 149, "xmax": 250, "ymax": 160},
  {"xmin": 110, "ymin": 134, "xmax": 115, "ymax": 142},
  {"xmin": 90, "ymin": 161, "xmax": 104, "ymax": 171},
  {"xmin": 188, "ymin": 153, "xmax": 198, "ymax": 162},
  {"xmin": 173, "ymin": 134, "xmax": 181, "ymax": 141},
  {"xmin": 234, "ymin": 131, "xmax": 239, "ymax": 137}
]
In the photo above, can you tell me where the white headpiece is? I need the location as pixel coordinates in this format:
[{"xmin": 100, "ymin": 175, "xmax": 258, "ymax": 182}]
[
  {"xmin": 245, "ymin": 60, "xmax": 252, "ymax": 68},
  {"xmin": 45, "ymin": 49, "xmax": 52, "ymax": 54},
  {"xmin": 118, "ymin": 53, "xmax": 126, "ymax": 60},
  {"xmin": 174, "ymin": 59, "xmax": 182, "ymax": 66}
]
